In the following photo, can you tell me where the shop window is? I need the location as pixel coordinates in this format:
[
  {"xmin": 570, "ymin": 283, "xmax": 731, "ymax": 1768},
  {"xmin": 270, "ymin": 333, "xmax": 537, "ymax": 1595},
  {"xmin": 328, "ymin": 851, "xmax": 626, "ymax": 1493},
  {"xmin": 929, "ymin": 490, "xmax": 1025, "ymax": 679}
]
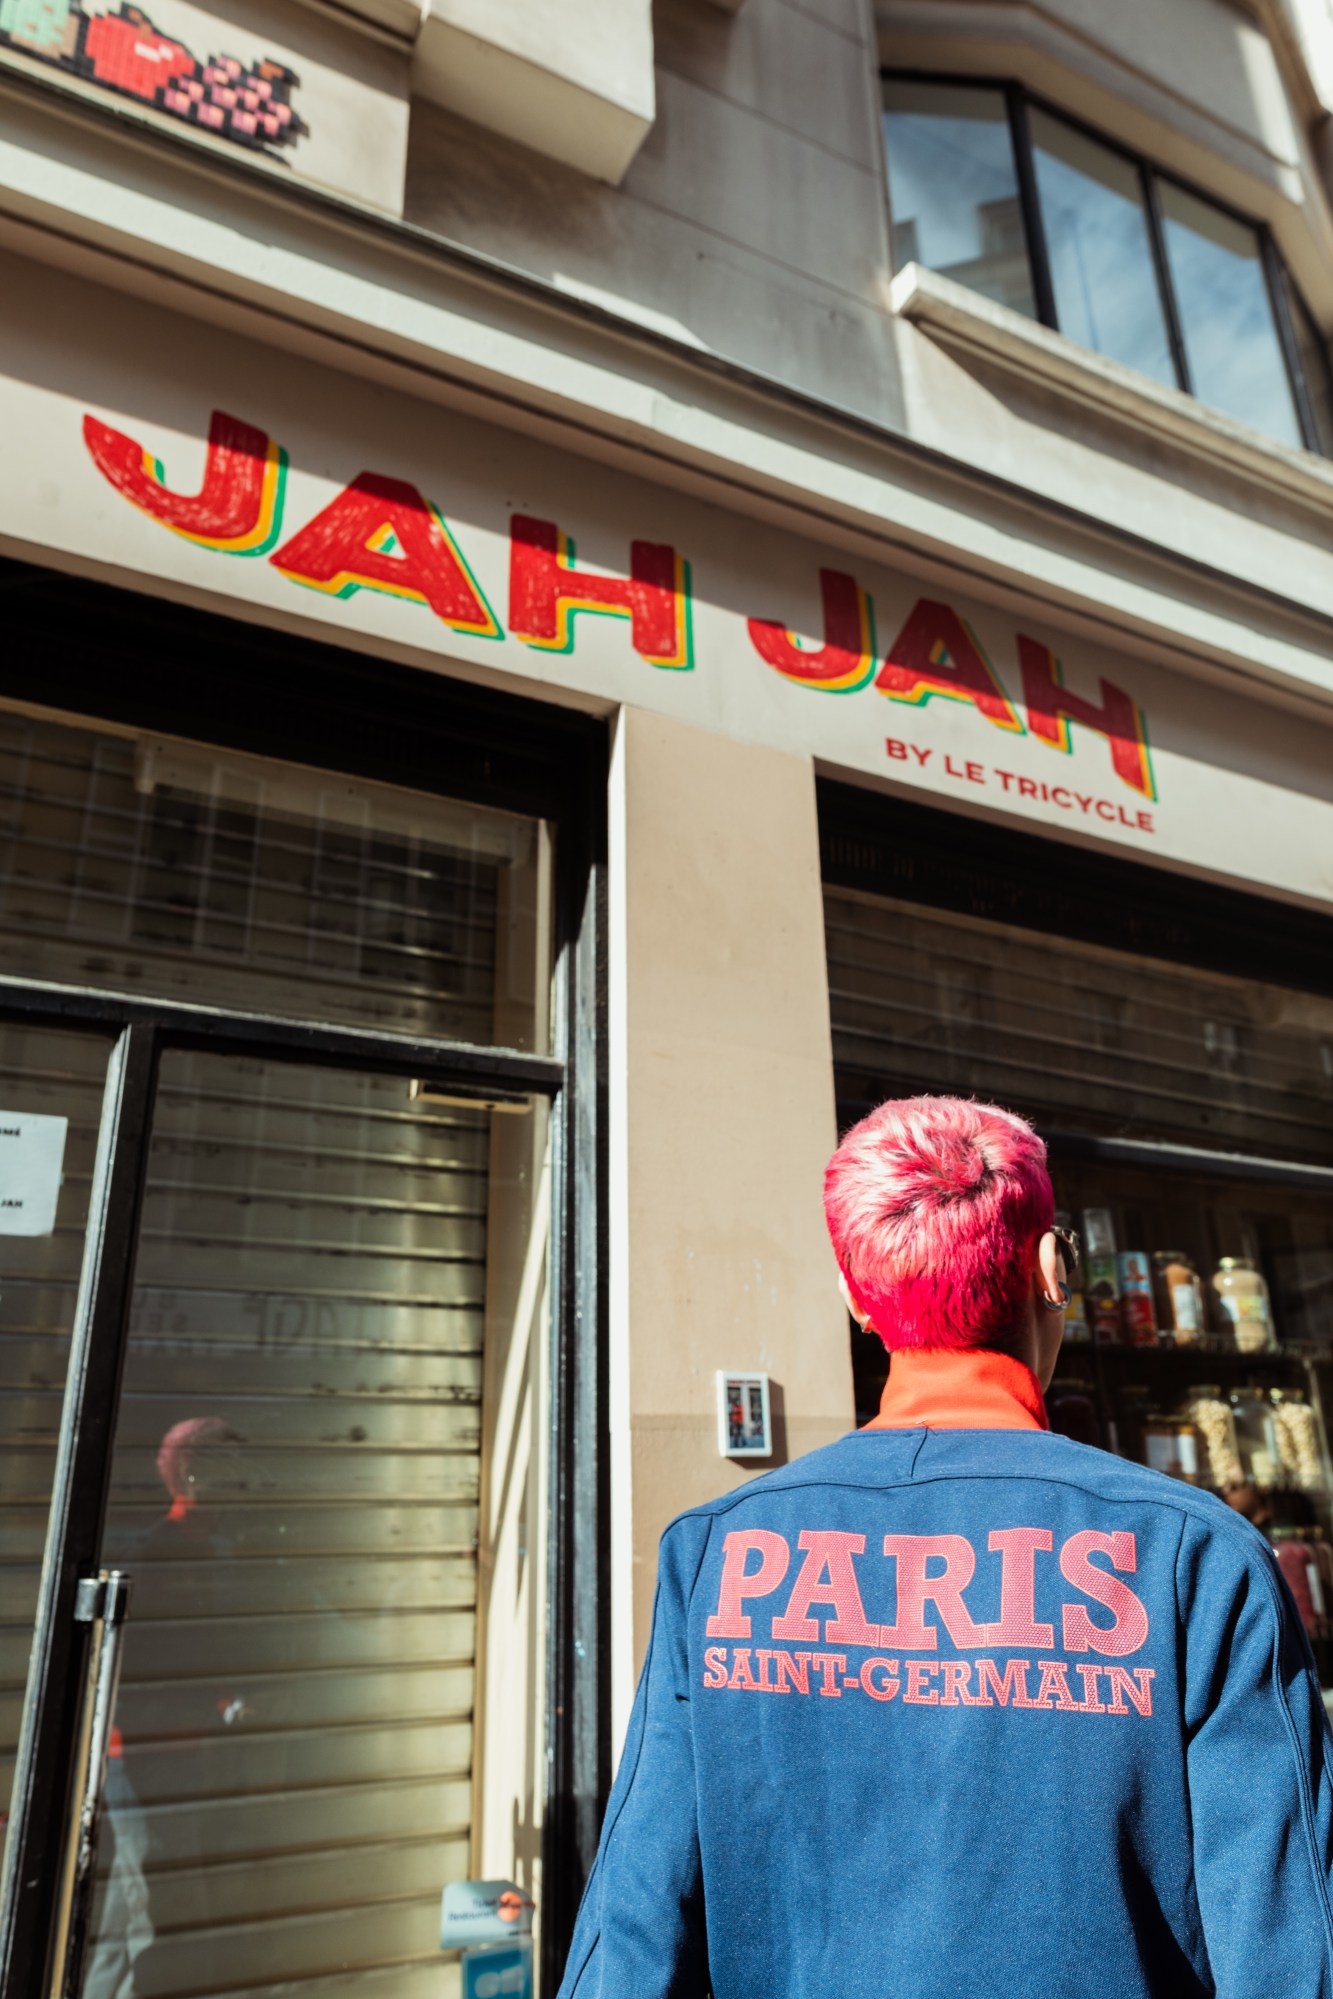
[
  {"xmin": 0, "ymin": 714, "xmax": 550, "ymax": 1051},
  {"xmin": 824, "ymin": 874, "xmax": 1333, "ymax": 1684},
  {"xmin": 882, "ymin": 76, "xmax": 1333, "ymax": 457}
]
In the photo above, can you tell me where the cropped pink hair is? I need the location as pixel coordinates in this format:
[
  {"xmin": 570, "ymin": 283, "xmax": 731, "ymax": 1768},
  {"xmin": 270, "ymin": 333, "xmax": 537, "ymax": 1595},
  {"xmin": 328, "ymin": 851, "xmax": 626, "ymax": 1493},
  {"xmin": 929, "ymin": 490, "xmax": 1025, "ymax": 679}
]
[{"xmin": 824, "ymin": 1095, "xmax": 1054, "ymax": 1351}]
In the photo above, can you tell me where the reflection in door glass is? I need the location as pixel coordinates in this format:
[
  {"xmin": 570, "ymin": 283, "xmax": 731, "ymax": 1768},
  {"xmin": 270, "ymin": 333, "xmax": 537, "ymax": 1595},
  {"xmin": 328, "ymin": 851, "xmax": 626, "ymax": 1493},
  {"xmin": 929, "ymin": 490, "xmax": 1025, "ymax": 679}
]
[
  {"xmin": 0, "ymin": 1026, "xmax": 112, "ymax": 1897},
  {"xmin": 84, "ymin": 1049, "xmax": 548, "ymax": 1999}
]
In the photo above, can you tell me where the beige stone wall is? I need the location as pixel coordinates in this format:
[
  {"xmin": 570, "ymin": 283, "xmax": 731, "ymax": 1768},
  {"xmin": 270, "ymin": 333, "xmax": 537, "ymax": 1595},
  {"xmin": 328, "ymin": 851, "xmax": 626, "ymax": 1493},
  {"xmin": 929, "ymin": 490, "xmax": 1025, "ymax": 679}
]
[{"xmin": 609, "ymin": 709, "xmax": 851, "ymax": 1707}]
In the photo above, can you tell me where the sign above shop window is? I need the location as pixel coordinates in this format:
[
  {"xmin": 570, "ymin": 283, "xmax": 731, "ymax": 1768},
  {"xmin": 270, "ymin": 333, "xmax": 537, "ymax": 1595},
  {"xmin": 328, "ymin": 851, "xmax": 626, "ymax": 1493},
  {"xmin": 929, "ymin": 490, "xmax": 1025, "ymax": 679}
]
[
  {"xmin": 0, "ymin": 0, "xmax": 409, "ymax": 211},
  {"xmin": 2, "ymin": 258, "xmax": 1331, "ymax": 910}
]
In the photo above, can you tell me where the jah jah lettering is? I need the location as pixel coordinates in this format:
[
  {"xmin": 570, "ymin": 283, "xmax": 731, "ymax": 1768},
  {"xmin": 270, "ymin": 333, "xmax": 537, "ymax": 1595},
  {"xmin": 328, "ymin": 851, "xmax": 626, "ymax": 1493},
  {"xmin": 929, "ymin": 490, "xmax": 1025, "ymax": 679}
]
[{"xmin": 81, "ymin": 405, "xmax": 1156, "ymax": 799}]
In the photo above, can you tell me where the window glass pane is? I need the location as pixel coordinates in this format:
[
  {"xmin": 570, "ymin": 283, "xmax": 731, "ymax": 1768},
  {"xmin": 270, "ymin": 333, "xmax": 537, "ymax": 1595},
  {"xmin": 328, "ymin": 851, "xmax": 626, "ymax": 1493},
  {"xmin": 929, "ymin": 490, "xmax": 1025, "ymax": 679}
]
[
  {"xmin": 0, "ymin": 710, "xmax": 552, "ymax": 1052},
  {"xmin": 1285, "ymin": 275, "xmax": 1333, "ymax": 456},
  {"xmin": 1159, "ymin": 182, "xmax": 1302, "ymax": 446},
  {"xmin": 1029, "ymin": 109, "xmax": 1175, "ymax": 387},
  {"xmin": 882, "ymin": 80, "xmax": 1036, "ymax": 318},
  {"xmin": 0, "ymin": 1026, "xmax": 114, "ymax": 1898}
]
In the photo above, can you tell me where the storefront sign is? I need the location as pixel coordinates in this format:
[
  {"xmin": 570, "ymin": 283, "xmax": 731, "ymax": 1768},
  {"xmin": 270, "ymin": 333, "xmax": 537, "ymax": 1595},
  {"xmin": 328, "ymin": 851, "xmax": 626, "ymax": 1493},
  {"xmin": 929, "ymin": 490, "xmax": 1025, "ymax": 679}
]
[
  {"xmin": 0, "ymin": 1111, "xmax": 67, "ymax": 1234},
  {"xmin": 3, "ymin": 258, "xmax": 1331, "ymax": 907}
]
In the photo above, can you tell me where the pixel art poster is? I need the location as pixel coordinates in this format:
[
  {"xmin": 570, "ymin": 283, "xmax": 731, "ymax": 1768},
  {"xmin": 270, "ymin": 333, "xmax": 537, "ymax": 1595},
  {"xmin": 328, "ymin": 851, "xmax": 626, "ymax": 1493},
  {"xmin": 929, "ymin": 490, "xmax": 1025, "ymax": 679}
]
[{"xmin": 0, "ymin": 2, "xmax": 307, "ymax": 155}]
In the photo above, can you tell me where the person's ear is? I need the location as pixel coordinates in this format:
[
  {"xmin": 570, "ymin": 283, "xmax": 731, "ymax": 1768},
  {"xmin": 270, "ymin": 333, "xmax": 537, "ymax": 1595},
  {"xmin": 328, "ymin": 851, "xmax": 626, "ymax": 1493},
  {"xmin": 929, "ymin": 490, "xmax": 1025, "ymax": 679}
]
[
  {"xmin": 838, "ymin": 1267, "xmax": 872, "ymax": 1331},
  {"xmin": 1035, "ymin": 1231, "xmax": 1069, "ymax": 1313}
]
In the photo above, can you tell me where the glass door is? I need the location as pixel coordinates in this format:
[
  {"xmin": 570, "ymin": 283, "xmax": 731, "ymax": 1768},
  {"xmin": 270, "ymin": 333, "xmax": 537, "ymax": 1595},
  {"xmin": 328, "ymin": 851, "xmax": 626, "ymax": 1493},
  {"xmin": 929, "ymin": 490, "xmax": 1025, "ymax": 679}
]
[{"xmin": 68, "ymin": 1046, "xmax": 546, "ymax": 1999}]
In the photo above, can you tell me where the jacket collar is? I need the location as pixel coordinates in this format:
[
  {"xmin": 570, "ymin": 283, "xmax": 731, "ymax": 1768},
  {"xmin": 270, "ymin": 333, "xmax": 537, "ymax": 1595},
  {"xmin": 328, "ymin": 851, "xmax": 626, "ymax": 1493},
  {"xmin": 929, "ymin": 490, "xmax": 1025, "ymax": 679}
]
[{"xmin": 865, "ymin": 1346, "xmax": 1049, "ymax": 1432}]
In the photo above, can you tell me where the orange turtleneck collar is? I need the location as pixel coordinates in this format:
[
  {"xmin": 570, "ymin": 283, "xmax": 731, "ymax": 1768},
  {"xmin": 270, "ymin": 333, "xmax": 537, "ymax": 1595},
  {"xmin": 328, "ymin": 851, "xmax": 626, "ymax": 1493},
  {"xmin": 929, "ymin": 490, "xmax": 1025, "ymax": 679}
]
[{"xmin": 864, "ymin": 1346, "xmax": 1049, "ymax": 1432}]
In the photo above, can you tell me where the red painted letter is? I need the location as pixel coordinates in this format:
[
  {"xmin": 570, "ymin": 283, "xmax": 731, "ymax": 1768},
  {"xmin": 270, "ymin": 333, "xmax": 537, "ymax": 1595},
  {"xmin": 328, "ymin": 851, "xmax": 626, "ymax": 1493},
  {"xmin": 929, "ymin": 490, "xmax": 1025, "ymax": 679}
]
[
  {"xmin": 1018, "ymin": 634, "xmax": 1155, "ymax": 799},
  {"xmin": 982, "ymin": 1528, "xmax": 1055, "ymax": 1647},
  {"xmin": 84, "ymin": 408, "xmax": 284, "ymax": 555},
  {"xmin": 772, "ymin": 1531, "xmax": 879, "ymax": 1646},
  {"xmin": 1034, "ymin": 1659, "xmax": 1081, "ymax": 1711},
  {"xmin": 271, "ymin": 473, "xmax": 499, "ymax": 636},
  {"xmin": 940, "ymin": 1661, "xmax": 987, "ymax": 1706},
  {"xmin": 747, "ymin": 569, "xmax": 875, "ymax": 692},
  {"xmin": 1061, "ymin": 1531, "xmax": 1150, "ymax": 1657},
  {"xmin": 975, "ymin": 1657, "xmax": 1039, "ymax": 1707},
  {"xmin": 509, "ymin": 515, "xmax": 690, "ymax": 669},
  {"xmin": 876, "ymin": 600, "xmax": 1022, "ymax": 733},
  {"xmin": 860, "ymin": 1656, "xmax": 900, "ymax": 1701},
  {"xmin": 881, "ymin": 1534, "xmax": 986, "ymax": 1650},
  {"xmin": 1106, "ymin": 1665, "xmax": 1155, "ymax": 1717},
  {"xmin": 706, "ymin": 1530, "xmax": 790, "ymax": 1638}
]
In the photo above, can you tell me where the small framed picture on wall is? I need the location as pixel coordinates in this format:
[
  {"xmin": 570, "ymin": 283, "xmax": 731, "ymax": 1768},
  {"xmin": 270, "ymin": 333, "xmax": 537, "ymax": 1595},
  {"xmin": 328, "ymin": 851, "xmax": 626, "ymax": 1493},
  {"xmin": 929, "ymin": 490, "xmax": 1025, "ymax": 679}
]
[{"xmin": 716, "ymin": 1371, "xmax": 772, "ymax": 1460}]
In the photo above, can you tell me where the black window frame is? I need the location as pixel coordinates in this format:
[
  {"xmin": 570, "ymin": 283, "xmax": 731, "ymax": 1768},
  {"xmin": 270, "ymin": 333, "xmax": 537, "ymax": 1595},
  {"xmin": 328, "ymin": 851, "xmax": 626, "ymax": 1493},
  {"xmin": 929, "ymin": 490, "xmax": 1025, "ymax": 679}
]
[
  {"xmin": 881, "ymin": 71, "xmax": 1333, "ymax": 456},
  {"xmin": 0, "ymin": 557, "xmax": 610, "ymax": 1999}
]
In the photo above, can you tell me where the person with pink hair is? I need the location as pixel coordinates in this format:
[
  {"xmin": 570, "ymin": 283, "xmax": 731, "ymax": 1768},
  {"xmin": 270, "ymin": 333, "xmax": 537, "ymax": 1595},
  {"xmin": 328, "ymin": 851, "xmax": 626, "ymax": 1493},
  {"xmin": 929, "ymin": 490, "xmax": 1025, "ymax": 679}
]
[{"xmin": 558, "ymin": 1093, "xmax": 1333, "ymax": 1999}]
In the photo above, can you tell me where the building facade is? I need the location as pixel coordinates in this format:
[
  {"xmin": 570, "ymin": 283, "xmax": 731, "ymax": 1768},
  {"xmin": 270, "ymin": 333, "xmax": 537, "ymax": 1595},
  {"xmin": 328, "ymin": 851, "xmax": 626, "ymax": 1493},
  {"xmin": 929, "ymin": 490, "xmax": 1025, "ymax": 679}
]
[{"xmin": 0, "ymin": 0, "xmax": 1331, "ymax": 1992}]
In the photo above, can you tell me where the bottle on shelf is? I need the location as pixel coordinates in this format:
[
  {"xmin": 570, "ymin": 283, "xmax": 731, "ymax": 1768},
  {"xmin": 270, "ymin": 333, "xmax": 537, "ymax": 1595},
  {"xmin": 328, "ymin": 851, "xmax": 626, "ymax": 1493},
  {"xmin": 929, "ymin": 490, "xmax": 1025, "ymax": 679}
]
[
  {"xmin": 1153, "ymin": 1250, "xmax": 1204, "ymax": 1347},
  {"xmin": 1141, "ymin": 1408, "xmax": 1204, "ymax": 1484},
  {"xmin": 1211, "ymin": 1256, "xmax": 1277, "ymax": 1354},
  {"xmin": 1083, "ymin": 1207, "xmax": 1121, "ymax": 1345},
  {"xmin": 1229, "ymin": 1386, "xmax": 1283, "ymax": 1487},
  {"xmin": 1273, "ymin": 1530, "xmax": 1323, "ymax": 1646},
  {"xmin": 1118, "ymin": 1251, "xmax": 1159, "ymax": 1347}
]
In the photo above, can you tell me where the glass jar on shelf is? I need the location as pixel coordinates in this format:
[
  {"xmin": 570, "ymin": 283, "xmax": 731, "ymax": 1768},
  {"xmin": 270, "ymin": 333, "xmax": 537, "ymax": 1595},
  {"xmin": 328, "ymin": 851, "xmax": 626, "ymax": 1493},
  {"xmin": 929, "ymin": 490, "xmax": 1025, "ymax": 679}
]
[
  {"xmin": 1229, "ymin": 1387, "xmax": 1283, "ymax": 1487},
  {"xmin": 1153, "ymin": 1250, "xmax": 1204, "ymax": 1346},
  {"xmin": 1185, "ymin": 1388, "xmax": 1243, "ymax": 1490},
  {"xmin": 1211, "ymin": 1257, "xmax": 1277, "ymax": 1354},
  {"xmin": 1141, "ymin": 1409, "xmax": 1205, "ymax": 1485},
  {"xmin": 1271, "ymin": 1390, "xmax": 1324, "ymax": 1492},
  {"xmin": 1272, "ymin": 1529, "xmax": 1323, "ymax": 1644}
]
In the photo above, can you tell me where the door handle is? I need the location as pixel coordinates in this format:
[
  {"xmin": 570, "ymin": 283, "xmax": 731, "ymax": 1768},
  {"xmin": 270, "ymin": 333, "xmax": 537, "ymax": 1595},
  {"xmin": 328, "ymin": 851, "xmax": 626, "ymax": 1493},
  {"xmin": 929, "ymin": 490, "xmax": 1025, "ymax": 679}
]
[{"xmin": 57, "ymin": 1571, "xmax": 133, "ymax": 1999}]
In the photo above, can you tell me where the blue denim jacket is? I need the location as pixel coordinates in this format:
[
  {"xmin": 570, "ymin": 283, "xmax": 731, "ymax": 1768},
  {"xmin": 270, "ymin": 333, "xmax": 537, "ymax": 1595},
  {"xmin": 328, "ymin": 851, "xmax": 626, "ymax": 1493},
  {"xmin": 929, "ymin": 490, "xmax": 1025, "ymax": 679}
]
[{"xmin": 558, "ymin": 1375, "xmax": 1333, "ymax": 1998}]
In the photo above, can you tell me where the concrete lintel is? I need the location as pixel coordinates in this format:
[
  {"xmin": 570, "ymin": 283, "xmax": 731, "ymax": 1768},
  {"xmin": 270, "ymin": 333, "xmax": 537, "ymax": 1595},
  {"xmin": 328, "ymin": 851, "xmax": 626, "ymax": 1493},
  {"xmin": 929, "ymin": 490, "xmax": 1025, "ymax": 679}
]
[
  {"xmin": 890, "ymin": 261, "xmax": 1333, "ymax": 520},
  {"xmin": 413, "ymin": 1, "xmax": 655, "ymax": 185}
]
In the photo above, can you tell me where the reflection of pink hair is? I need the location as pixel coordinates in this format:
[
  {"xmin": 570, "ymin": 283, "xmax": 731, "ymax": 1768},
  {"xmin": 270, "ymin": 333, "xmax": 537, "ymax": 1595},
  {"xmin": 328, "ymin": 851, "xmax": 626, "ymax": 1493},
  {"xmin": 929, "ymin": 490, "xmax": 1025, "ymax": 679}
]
[
  {"xmin": 824, "ymin": 1095, "xmax": 1053, "ymax": 1352},
  {"xmin": 156, "ymin": 1418, "xmax": 241, "ymax": 1499}
]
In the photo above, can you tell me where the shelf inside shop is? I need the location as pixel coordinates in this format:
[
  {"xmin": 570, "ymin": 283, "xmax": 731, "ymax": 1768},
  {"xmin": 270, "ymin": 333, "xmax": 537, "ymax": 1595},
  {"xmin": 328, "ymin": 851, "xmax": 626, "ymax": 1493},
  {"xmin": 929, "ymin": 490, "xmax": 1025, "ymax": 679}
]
[{"xmin": 847, "ymin": 1125, "xmax": 1333, "ymax": 1681}]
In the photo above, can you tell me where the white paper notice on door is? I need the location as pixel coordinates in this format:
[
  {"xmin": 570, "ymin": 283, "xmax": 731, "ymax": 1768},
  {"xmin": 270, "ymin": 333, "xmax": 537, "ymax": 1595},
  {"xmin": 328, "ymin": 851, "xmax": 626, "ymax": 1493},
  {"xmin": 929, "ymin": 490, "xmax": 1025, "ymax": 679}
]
[{"xmin": 0, "ymin": 1112, "xmax": 68, "ymax": 1235}]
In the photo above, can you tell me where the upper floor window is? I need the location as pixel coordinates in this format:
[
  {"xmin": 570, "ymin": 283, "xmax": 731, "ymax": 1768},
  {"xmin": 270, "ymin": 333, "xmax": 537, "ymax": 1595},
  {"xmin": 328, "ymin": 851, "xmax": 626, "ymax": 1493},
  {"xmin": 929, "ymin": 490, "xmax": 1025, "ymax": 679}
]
[{"xmin": 882, "ymin": 77, "xmax": 1333, "ymax": 457}]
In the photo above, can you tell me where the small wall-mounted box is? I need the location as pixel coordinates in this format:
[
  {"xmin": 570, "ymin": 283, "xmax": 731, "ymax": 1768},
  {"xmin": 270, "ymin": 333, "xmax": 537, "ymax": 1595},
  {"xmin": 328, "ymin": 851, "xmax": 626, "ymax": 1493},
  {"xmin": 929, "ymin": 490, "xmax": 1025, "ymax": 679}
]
[{"xmin": 716, "ymin": 1371, "xmax": 772, "ymax": 1459}]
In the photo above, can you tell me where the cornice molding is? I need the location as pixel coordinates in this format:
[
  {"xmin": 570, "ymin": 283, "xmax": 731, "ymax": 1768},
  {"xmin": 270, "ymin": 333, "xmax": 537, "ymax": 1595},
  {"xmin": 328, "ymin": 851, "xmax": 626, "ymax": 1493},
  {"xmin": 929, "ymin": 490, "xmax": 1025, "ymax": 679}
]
[{"xmin": 0, "ymin": 71, "xmax": 1332, "ymax": 719}]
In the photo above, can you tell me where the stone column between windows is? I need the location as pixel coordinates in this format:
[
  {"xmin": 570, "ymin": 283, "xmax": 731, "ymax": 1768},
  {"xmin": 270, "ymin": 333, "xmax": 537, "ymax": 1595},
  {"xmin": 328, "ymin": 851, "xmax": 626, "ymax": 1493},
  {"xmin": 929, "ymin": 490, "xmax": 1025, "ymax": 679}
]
[{"xmin": 608, "ymin": 706, "xmax": 851, "ymax": 1744}]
